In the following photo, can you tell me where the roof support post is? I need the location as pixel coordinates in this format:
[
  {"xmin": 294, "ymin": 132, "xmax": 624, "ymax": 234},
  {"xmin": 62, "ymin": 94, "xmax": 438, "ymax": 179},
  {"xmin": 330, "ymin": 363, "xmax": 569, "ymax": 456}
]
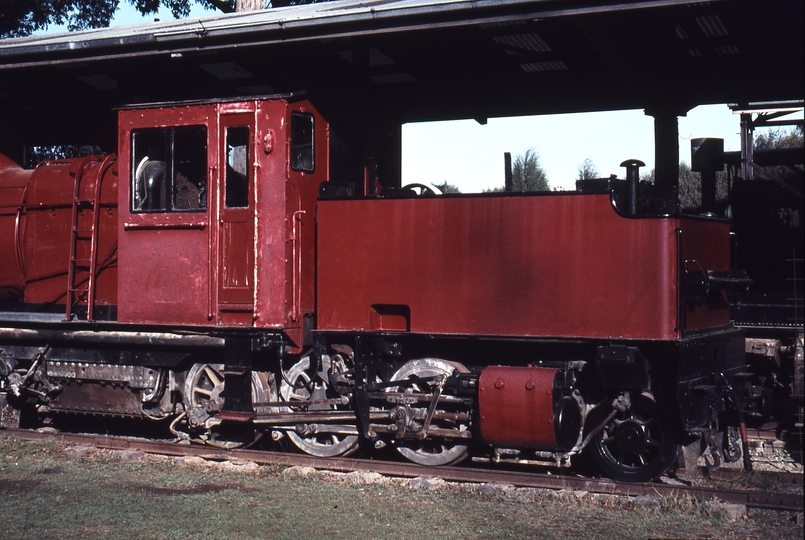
[
  {"xmin": 646, "ymin": 107, "xmax": 678, "ymax": 190},
  {"xmin": 739, "ymin": 112, "xmax": 754, "ymax": 181},
  {"xmin": 645, "ymin": 105, "xmax": 690, "ymax": 209}
]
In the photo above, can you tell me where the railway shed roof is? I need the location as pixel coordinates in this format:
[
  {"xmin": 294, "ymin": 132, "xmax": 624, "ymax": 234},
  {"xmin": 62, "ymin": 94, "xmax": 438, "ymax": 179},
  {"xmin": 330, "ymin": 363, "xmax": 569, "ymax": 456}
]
[{"xmin": 0, "ymin": 0, "xmax": 802, "ymax": 151}]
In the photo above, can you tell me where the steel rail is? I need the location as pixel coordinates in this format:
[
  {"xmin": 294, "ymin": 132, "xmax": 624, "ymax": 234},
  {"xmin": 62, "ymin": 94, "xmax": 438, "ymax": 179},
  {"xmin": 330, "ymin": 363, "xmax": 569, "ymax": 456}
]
[{"xmin": 4, "ymin": 428, "xmax": 802, "ymax": 512}]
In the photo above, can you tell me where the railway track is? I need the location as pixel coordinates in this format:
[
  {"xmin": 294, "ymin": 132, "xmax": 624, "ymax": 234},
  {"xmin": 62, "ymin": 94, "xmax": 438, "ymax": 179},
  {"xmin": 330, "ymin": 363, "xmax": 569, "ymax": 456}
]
[{"xmin": 4, "ymin": 427, "xmax": 802, "ymax": 512}]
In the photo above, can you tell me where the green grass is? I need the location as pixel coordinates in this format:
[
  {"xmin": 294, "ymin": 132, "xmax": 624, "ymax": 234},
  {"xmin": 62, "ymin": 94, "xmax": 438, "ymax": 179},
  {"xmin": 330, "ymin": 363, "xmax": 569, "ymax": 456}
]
[{"xmin": 1, "ymin": 433, "xmax": 801, "ymax": 540}]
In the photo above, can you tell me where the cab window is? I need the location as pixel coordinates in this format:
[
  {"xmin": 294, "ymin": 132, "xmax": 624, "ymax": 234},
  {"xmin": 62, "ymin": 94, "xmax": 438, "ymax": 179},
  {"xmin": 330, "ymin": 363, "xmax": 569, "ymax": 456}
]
[
  {"xmin": 131, "ymin": 126, "xmax": 207, "ymax": 213},
  {"xmin": 224, "ymin": 126, "xmax": 250, "ymax": 208},
  {"xmin": 290, "ymin": 112, "xmax": 314, "ymax": 173}
]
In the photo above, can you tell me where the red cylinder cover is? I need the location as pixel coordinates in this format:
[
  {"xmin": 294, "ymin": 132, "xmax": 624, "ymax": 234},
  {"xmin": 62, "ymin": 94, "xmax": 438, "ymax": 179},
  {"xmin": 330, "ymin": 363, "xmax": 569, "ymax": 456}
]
[{"xmin": 478, "ymin": 366, "xmax": 560, "ymax": 450}]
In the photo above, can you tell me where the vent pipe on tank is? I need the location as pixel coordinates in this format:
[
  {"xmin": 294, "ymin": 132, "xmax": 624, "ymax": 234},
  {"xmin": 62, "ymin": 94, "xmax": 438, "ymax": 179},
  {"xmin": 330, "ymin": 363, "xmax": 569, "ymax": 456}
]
[{"xmin": 620, "ymin": 159, "xmax": 645, "ymax": 215}]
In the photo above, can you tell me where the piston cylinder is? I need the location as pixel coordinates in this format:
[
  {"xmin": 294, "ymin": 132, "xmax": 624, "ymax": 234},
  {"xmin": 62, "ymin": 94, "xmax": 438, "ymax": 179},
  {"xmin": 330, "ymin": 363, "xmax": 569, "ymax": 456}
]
[{"xmin": 478, "ymin": 366, "xmax": 582, "ymax": 451}]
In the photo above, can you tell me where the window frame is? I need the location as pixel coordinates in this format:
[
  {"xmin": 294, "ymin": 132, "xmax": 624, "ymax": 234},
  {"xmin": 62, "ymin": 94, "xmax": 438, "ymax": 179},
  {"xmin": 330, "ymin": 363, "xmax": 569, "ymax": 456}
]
[
  {"xmin": 130, "ymin": 125, "xmax": 208, "ymax": 214},
  {"xmin": 290, "ymin": 111, "xmax": 315, "ymax": 173},
  {"xmin": 223, "ymin": 125, "xmax": 251, "ymax": 209}
]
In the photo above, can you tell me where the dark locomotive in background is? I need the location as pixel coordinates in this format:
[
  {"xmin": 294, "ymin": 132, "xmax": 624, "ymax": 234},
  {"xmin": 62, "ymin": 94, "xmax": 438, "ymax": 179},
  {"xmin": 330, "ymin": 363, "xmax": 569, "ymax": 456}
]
[{"xmin": 0, "ymin": 95, "xmax": 800, "ymax": 482}]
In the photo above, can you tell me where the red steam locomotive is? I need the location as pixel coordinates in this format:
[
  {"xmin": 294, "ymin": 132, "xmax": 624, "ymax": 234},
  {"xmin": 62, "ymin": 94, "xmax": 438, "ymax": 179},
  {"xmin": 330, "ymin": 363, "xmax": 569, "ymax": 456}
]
[{"xmin": 0, "ymin": 96, "xmax": 752, "ymax": 482}]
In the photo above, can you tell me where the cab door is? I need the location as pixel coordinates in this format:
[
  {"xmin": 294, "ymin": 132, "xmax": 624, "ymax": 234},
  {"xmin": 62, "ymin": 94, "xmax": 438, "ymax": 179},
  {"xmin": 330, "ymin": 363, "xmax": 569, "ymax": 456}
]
[{"xmin": 218, "ymin": 113, "xmax": 255, "ymax": 322}]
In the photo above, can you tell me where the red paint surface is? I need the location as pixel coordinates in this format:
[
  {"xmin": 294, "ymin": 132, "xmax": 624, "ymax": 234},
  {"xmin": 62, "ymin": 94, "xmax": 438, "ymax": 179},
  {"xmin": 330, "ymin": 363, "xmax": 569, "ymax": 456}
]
[
  {"xmin": 317, "ymin": 194, "xmax": 731, "ymax": 340},
  {"xmin": 0, "ymin": 154, "xmax": 118, "ymax": 307},
  {"xmin": 679, "ymin": 218, "xmax": 732, "ymax": 332},
  {"xmin": 478, "ymin": 366, "xmax": 558, "ymax": 449},
  {"xmin": 3, "ymin": 96, "xmax": 730, "ymax": 349},
  {"xmin": 118, "ymin": 103, "xmax": 218, "ymax": 326},
  {"xmin": 0, "ymin": 155, "xmax": 31, "ymax": 297},
  {"xmin": 116, "ymin": 98, "xmax": 327, "ymax": 342}
]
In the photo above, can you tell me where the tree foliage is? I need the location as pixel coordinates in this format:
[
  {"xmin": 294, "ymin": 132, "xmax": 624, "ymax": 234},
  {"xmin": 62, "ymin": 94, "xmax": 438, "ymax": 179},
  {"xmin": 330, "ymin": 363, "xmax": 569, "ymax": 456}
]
[
  {"xmin": 2, "ymin": 0, "xmax": 118, "ymax": 37},
  {"xmin": 676, "ymin": 161, "xmax": 700, "ymax": 211},
  {"xmin": 433, "ymin": 181, "xmax": 461, "ymax": 194},
  {"xmin": 1, "ymin": 0, "xmax": 327, "ymax": 38},
  {"xmin": 511, "ymin": 148, "xmax": 550, "ymax": 192},
  {"xmin": 754, "ymin": 125, "xmax": 804, "ymax": 150},
  {"xmin": 482, "ymin": 148, "xmax": 550, "ymax": 192},
  {"xmin": 639, "ymin": 163, "xmax": 727, "ymax": 213},
  {"xmin": 641, "ymin": 127, "xmax": 804, "ymax": 214},
  {"xmin": 24, "ymin": 144, "xmax": 81, "ymax": 169},
  {"xmin": 576, "ymin": 157, "xmax": 598, "ymax": 181},
  {"xmin": 752, "ymin": 126, "xmax": 804, "ymax": 188}
]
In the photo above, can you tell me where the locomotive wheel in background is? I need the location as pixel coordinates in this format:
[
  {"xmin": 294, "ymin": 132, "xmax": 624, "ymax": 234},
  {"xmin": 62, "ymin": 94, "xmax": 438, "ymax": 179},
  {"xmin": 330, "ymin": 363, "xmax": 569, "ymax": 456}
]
[
  {"xmin": 279, "ymin": 355, "xmax": 359, "ymax": 457},
  {"xmin": 184, "ymin": 364, "xmax": 275, "ymax": 449},
  {"xmin": 389, "ymin": 358, "xmax": 470, "ymax": 466},
  {"xmin": 586, "ymin": 394, "xmax": 678, "ymax": 482}
]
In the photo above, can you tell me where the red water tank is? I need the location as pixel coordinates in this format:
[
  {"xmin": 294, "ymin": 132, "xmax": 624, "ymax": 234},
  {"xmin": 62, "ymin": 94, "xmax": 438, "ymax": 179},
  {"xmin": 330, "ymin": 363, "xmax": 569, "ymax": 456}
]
[
  {"xmin": 0, "ymin": 154, "xmax": 31, "ymax": 298},
  {"xmin": 0, "ymin": 154, "xmax": 118, "ymax": 308}
]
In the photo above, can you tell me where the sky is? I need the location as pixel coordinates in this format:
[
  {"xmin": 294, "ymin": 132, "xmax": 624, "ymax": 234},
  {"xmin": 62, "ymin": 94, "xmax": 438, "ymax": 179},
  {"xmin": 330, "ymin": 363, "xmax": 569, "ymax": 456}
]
[
  {"xmin": 39, "ymin": 3, "xmax": 800, "ymax": 192},
  {"xmin": 402, "ymin": 105, "xmax": 746, "ymax": 192}
]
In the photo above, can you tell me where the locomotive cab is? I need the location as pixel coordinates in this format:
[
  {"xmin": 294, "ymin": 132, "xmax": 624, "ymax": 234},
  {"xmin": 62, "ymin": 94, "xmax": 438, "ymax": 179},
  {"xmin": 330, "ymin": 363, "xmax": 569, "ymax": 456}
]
[{"xmin": 117, "ymin": 97, "xmax": 328, "ymax": 350}]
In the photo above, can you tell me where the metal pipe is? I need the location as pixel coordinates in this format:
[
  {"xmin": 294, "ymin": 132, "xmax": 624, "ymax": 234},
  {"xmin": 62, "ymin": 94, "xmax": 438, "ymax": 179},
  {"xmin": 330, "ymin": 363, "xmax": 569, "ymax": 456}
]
[
  {"xmin": 620, "ymin": 159, "xmax": 644, "ymax": 215},
  {"xmin": 253, "ymin": 410, "xmax": 392, "ymax": 425},
  {"xmin": 0, "ymin": 327, "xmax": 225, "ymax": 348}
]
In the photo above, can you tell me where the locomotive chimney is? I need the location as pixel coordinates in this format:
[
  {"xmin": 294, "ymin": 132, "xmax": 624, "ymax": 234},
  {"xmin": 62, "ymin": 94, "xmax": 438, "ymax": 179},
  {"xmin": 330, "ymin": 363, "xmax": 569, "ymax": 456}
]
[
  {"xmin": 691, "ymin": 138, "xmax": 724, "ymax": 215},
  {"xmin": 620, "ymin": 159, "xmax": 645, "ymax": 215}
]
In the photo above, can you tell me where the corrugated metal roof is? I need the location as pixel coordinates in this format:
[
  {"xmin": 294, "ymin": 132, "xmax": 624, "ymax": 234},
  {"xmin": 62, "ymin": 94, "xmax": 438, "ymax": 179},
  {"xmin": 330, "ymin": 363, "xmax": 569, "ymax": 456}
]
[
  {"xmin": 0, "ymin": 0, "xmax": 530, "ymax": 58},
  {"xmin": 0, "ymin": 0, "xmax": 720, "ymax": 63}
]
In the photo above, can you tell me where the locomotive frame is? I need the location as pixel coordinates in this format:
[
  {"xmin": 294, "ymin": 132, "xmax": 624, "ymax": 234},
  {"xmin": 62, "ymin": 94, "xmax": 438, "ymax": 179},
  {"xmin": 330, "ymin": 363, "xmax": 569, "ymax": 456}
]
[{"xmin": 0, "ymin": 94, "xmax": 761, "ymax": 482}]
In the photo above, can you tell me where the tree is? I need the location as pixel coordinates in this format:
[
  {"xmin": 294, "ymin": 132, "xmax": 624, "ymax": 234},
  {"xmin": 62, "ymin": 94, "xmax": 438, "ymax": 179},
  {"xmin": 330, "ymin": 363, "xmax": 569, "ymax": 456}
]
[
  {"xmin": 754, "ymin": 125, "xmax": 804, "ymax": 151},
  {"xmin": 676, "ymin": 161, "xmax": 699, "ymax": 211},
  {"xmin": 433, "ymin": 181, "xmax": 461, "ymax": 194},
  {"xmin": 2, "ymin": 0, "xmax": 118, "ymax": 37},
  {"xmin": 24, "ymin": 144, "xmax": 81, "ymax": 169},
  {"xmin": 576, "ymin": 157, "xmax": 598, "ymax": 181},
  {"xmin": 1, "ymin": 0, "xmax": 327, "ymax": 38},
  {"xmin": 511, "ymin": 148, "xmax": 550, "ymax": 192},
  {"xmin": 680, "ymin": 126, "xmax": 803, "ymax": 213},
  {"xmin": 639, "ymin": 163, "xmax": 727, "ymax": 213},
  {"xmin": 753, "ymin": 126, "xmax": 804, "ymax": 186}
]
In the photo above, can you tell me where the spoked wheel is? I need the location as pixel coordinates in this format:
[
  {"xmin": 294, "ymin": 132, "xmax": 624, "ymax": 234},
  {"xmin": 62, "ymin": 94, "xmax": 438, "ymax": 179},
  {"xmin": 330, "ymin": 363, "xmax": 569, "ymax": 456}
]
[
  {"xmin": 183, "ymin": 363, "xmax": 275, "ymax": 449},
  {"xmin": 586, "ymin": 394, "xmax": 678, "ymax": 482},
  {"xmin": 401, "ymin": 182, "xmax": 442, "ymax": 196},
  {"xmin": 389, "ymin": 358, "xmax": 469, "ymax": 466},
  {"xmin": 279, "ymin": 355, "xmax": 359, "ymax": 457}
]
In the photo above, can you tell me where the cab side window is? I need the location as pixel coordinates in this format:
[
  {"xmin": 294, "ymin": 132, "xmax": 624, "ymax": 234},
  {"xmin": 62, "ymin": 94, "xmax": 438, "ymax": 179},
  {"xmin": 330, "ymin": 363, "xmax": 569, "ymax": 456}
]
[
  {"xmin": 131, "ymin": 126, "xmax": 207, "ymax": 213},
  {"xmin": 290, "ymin": 112, "xmax": 314, "ymax": 173},
  {"xmin": 224, "ymin": 126, "xmax": 250, "ymax": 209}
]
